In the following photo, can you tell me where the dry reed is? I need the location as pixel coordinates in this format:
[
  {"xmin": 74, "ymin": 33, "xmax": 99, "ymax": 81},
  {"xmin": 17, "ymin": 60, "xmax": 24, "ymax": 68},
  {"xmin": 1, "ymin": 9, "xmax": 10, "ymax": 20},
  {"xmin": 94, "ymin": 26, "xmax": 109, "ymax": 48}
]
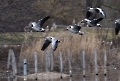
[{"xmin": 19, "ymin": 29, "xmax": 120, "ymax": 73}]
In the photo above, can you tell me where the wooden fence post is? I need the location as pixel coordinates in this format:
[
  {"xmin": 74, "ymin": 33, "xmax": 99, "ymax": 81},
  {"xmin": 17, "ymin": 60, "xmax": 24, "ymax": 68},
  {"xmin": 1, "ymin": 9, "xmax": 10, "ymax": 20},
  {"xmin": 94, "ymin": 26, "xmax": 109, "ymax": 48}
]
[
  {"xmin": 82, "ymin": 51, "xmax": 86, "ymax": 77},
  {"xmin": 104, "ymin": 50, "xmax": 107, "ymax": 76},
  {"xmin": 95, "ymin": 75, "xmax": 98, "ymax": 81},
  {"xmin": 7, "ymin": 49, "xmax": 17, "ymax": 76},
  {"xmin": 59, "ymin": 52, "xmax": 63, "ymax": 79},
  {"xmin": 34, "ymin": 52, "xmax": 38, "ymax": 80},
  {"xmin": 7, "ymin": 49, "xmax": 11, "ymax": 69},
  {"xmin": 45, "ymin": 50, "xmax": 50, "ymax": 72},
  {"xmin": 50, "ymin": 49, "xmax": 54, "ymax": 71},
  {"xmin": 83, "ymin": 77, "xmax": 86, "ymax": 81},
  {"xmin": 68, "ymin": 49, "xmax": 72, "ymax": 77},
  {"xmin": 23, "ymin": 59, "xmax": 27, "ymax": 80},
  {"xmin": 104, "ymin": 76, "xmax": 107, "ymax": 81},
  {"xmin": 94, "ymin": 48, "xmax": 98, "ymax": 75}
]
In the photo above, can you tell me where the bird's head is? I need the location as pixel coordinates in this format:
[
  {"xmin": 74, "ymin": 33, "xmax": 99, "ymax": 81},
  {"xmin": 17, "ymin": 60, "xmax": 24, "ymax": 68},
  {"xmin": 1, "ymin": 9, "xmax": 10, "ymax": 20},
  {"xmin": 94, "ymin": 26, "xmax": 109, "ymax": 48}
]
[
  {"xmin": 39, "ymin": 28, "xmax": 45, "ymax": 32},
  {"xmin": 115, "ymin": 19, "xmax": 120, "ymax": 24},
  {"xmin": 57, "ymin": 40, "xmax": 60, "ymax": 43},
  {"xmin": 80, "ymin": 20, "xmax": 84, "ymax": 23},
  {"xmin": 96, "ymin": 24, "xmax": 102, "ymax": 27},
  {"xmin": 66, "ymin": 27, "xmax": 69, "ymax": 30},
  {"xmin": 50, "ymin": 37, "xmax": 53, "ymax": 39},
  {"xmin": 87, "ymin": 7, "xmax": 92, "ymax": 10},
  {"xmin": 79, "ymin": 31, "xmax": 84, "ymax": 35},
  {"xmin": 66, "ymin": 25, "xmax": 72, "ymax": 30}
]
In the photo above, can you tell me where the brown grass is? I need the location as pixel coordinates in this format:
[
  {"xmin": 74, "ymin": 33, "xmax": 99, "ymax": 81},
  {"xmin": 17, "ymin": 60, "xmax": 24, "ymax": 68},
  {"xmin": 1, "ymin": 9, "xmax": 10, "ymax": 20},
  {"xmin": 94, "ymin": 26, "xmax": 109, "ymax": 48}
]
[{"xmin": 19, "ymin": 29, "xmax": 120, "ymax": 73}]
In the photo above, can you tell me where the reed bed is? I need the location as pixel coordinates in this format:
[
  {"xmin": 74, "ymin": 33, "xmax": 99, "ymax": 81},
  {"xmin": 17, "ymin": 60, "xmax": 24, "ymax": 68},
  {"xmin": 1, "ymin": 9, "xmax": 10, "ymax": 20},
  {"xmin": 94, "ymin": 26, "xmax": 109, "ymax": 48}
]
[{"xmin": 19, "ymin": 28, "xmax": 120, "ymax": 73}]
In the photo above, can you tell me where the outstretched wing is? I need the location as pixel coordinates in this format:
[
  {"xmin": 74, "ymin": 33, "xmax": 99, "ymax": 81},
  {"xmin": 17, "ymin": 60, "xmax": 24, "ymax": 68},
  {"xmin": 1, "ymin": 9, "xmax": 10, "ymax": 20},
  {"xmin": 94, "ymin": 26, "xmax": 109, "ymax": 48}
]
[
  {"xmin": 92, "ymin": 18, "xmax": 103, "ymax": 24},
  {"xmin": 41, "ymin": 39, "xmax": 51, "ymax": 51},
  {"xmin": 94, "ymin": 8, "xmax": 100, "ymax": 13},
  {"xmin": 86, "ymin": 11, "xmax": 92, "ymax": 19},
  {"xmin": 96, "ymin": 8, "xmax": 106, "ymax": 18},
  {"xmin": 86, "ymin": 7, "xmax": 97, "ymax": 20},
  {"xmin": 39, "ymin": 16, "xmax": 50, "ymax": 27}
]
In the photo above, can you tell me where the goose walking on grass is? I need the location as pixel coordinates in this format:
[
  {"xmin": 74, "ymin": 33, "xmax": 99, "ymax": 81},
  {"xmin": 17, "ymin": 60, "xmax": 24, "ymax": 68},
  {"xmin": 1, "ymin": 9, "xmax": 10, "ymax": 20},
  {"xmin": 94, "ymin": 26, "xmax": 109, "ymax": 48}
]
[
  {"xmin": 115, "ymin": 19, "xmax": 120, "ymax": 35},
  {"xmin": 41, "ymin": 36, "xmax": 60, "ymax": 51},
  {"xmin": 66, "ymin": 24, "xmax": 84, "ymax": 35},
  {"xmin": 24, "ymin": 16, "xmax": 50, "ymax": 32}
]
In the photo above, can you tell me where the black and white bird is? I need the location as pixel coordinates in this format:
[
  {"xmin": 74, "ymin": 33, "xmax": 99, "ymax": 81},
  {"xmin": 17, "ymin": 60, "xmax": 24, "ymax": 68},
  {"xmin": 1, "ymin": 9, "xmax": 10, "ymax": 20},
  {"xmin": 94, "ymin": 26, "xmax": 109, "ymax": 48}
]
[
  {"xmin": 115, "ymin": 19, "xmax": 120, "ymax": 35},
  {"xmin": 66, "ymin": 24, "xmax": 84, "ymax": 35},
  {"xmin": 86, "ymin": 7, "xmax": 106, "ymax": 20},
  {"xmin": 24, "ymin": 16, "xmax": 50, "ymax": 32},
  {"xmin": 81, "ymin": 7, "xmax": 106, "ymax": 27},
  {"xmin": 41, "ymin": 36, "xmax": 60, "ymax": 51},
  {"xmin": 82, "ymin": 18, "xmax": 103, "ymax": 27}
]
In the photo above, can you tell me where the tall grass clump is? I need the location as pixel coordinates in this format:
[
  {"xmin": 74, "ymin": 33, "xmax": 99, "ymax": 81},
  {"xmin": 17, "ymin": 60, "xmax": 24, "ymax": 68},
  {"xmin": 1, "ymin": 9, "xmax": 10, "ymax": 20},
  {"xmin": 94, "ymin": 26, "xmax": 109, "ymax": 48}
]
[{"xmin": 19, "ymin": 28, "xmax": 120, "ymax": 73}]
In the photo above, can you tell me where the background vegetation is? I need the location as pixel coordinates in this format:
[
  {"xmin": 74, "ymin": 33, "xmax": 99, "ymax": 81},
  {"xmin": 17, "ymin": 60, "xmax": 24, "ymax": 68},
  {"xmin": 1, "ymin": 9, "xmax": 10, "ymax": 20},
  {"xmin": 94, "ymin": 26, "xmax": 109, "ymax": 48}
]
[
  {"xmin": 0, "ymin": 0, "xmax": 120, "ymax": 74},
  {"xmin": 0, "ymin": 0, "xmax": 119, "ymax": 32}
]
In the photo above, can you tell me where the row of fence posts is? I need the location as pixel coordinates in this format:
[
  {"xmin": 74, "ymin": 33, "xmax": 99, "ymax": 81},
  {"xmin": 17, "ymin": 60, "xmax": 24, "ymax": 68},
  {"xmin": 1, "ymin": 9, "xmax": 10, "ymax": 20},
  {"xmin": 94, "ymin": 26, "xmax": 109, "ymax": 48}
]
[
  {"xmin": 65, "ymin": 76, "xmax": 107, "ymax": 81},
  {"xmin": 7, "ymin": 48, "xmax": 107, "ymax": 80},
  {"xmin": 60, "ymin": 49, "xmax": 107, "ymax": 78},
  {"xmin": 82, "ymin": 49, "xmax": 107, "ymax": 77}
]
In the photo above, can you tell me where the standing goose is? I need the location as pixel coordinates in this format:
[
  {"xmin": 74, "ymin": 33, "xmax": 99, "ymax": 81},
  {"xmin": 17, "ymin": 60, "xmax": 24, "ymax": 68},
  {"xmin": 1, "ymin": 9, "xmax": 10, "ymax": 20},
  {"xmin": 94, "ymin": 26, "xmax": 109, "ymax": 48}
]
[
  {"xmin": 66, "ymin": 24, "xmax": 84, "ymax": 35},
  {"xmin": 41, "ymin": 36, "xmax": 60, "ymax": 51},
  {"xmin": 25, "ymin": 16, "xmax": 50, "ymax": 32},
  {"xmin": 115, "ymin": 19, "xmax": 120, "ymax": 35}
]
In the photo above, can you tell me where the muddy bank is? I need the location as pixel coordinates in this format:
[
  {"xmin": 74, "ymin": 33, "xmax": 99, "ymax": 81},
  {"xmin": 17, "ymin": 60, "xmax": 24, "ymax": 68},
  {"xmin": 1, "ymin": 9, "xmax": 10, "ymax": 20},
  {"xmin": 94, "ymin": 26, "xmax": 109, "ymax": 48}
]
[{"xmin": 18, "ymin": 72, "xmax": 68, "ymax": 80}]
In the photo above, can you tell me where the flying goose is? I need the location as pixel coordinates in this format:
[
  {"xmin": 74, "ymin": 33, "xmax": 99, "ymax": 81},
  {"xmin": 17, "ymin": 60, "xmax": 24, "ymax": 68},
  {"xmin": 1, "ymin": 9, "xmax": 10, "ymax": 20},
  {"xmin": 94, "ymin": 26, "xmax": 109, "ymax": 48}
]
[
  {"xmin": 66, "ymin": 24, "xmax": 84, "ymax": 35},
  {"xmin": 41, "ymin": 36, "xmax": 60, "ymax": 51},
  {"xmin": 25, "ymin": 16, "xmax": 50, "ymax": 32},
  {"xmin": 82, "ymin": 18, "xmax": 103, "ymax": 27},
  {"xmin": 86, "ymin": 7, "xmax": 106, "ymax": 20},
  {"xmin": 81, "ymin": 7, "xmax": 106, "ymax": 27},
  {"xmin": 115, "ymin": 19, "xmax": 120, "ymax": 35}
]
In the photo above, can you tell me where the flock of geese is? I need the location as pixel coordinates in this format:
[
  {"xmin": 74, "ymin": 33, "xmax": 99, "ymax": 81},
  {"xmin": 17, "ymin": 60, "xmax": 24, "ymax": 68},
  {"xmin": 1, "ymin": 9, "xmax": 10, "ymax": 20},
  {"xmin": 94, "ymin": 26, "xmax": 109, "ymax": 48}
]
[{"xmin": 24, "ymin": 7, "xmax": 120, "ymax": 51}]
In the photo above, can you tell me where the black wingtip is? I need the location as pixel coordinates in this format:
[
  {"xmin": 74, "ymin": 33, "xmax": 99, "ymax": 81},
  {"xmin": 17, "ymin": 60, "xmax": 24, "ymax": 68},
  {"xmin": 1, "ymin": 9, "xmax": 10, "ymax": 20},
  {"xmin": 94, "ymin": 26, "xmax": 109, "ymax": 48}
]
[
  {"xmin": 41, "ymin": 48, "xmax": 45, "ymax": 51},
  {"xmin": 53, "ymin": 49, "xmax": 56, "ymax": 51},
  {"xmin": 46, "ymin": 15, "xmax": 50, "ymax": 18},
  {"xmin": 41, "ymin": 47, "xmax": 45, "ymax": 51},
  {"xmin": 115, "ymin": 31, "xmax": 119, "ymax": 35}
]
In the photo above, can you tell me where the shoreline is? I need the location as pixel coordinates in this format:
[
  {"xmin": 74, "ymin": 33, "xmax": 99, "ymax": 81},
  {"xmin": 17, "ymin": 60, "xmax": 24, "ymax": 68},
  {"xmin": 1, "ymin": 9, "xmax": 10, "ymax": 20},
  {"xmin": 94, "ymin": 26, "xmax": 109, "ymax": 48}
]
[{"xmin": 17, "ymin": 72, "xmax": 69, "ymax": 80}]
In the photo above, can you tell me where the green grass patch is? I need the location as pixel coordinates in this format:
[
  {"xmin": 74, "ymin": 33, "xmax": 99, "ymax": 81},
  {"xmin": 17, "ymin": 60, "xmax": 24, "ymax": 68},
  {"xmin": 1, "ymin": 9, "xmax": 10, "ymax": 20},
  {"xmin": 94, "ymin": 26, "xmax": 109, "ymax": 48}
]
[{"xmin": 0, "ymin": 28, "xmax": 118, "ymax": 45}]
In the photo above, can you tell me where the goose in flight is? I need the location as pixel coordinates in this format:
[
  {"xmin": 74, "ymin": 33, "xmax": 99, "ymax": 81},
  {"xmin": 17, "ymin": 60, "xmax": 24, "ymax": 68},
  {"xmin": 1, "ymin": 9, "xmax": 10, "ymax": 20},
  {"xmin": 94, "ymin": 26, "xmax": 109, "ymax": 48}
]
[
  {"xmin": 66, "ymin": 24, "xmax": 84, "ymax": 35},
  {"xmin": 41, "ymin": 36, "xmax": 60, "ymax": 51},
  {"xmin": 81, "ymin": 7, "xmax": 106, "ymax": 27},
  {"xmin": 24, "ymin": 16, "xmax": 50, "ymax": 32},
  {"xmin": 86, "ymin": 7, "xmax": 106, "ymax": 20},
  {"xmin": 81, "ymin": 18, "xmax": 103, "ymax": 27},
  {"xmin": 115, "ymin": 19, "xmax": 120, "ymax": 35}
]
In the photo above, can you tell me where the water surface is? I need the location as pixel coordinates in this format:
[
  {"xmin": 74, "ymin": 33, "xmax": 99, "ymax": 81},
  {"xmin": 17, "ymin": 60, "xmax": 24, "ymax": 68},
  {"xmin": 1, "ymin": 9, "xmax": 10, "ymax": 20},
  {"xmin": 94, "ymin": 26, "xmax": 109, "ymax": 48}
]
[{"xmin": 0, "ymin": 70, "xmax": 120, "ymax": 81}]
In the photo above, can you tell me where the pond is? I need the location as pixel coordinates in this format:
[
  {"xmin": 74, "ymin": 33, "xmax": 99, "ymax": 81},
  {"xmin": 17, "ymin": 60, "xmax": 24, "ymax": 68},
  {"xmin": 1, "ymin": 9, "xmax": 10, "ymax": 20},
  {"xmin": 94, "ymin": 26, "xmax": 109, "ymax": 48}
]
[{"xmin": 0, "ymin": 70, "xmax": 120, "ymax": 81}]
